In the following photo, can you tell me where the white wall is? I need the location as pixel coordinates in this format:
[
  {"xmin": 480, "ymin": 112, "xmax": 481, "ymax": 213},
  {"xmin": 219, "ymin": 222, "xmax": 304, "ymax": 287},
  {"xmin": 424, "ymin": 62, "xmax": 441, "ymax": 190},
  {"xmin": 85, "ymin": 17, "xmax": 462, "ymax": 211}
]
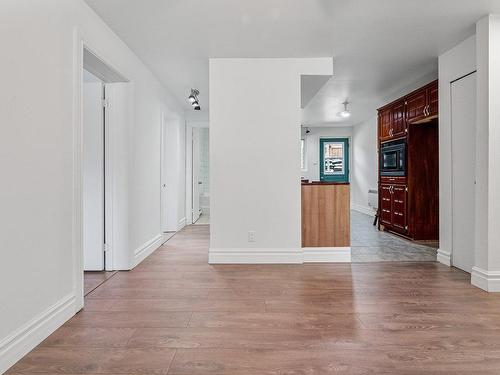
[
  {"xmin": 0, "ymin": 1, "xmax": 185, "ymax": 372},
  {"xmin": 472, "ymin": 15, "xmax": 500, "ymax": 291},
  {"xmin": 301, "ymin": 126, "xmax": 352, "ymax": 182},
  {"xmin": 209, "ymin": 58, "xmax": 333, "ymax": 263},
  {"xmin": 438, "ymin": 35, "xmax": 477, "ymax": 267},
  {"xmin": 352, "ymin": 116, "xmax": 378, "ymax": 215}
]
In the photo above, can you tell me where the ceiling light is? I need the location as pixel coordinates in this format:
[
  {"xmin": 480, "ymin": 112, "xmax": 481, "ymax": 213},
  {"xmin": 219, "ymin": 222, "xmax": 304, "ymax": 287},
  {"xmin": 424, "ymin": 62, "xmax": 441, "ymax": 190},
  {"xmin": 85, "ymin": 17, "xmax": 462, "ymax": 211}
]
[
  {"xmin": 188, "ymin": 88, "xmax": 200, "ymax": 107},
  {"xmin": 338, "ymin": 100, "xmax": 351, "ymax": 118},
  {"xmin": 194, "ymin": 104, "xmax": 201, "ymax": 111}
]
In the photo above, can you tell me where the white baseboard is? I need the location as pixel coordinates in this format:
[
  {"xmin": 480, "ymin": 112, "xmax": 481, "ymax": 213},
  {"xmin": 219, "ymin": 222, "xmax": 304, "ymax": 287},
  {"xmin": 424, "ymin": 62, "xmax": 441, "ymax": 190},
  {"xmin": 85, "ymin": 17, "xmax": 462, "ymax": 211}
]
[
  {"xmin": 303, "ymin": 247, "xmax": 351, "ymax": 263},
  {"xmin": 209, "ymin": 247, "xmax": 351, "ymax": 264},
  {"xmin": 132, "ymin": 233, "xmax": 164, "ymax": 268},
  {"xmin": 0, "ymin": 293, "xmax": 76, "ymax": 374},
  {"xmin": 437, "ymin": 248, "xmax": 451, "ymax": 266},
  {"xmin": 471, "ymin": 267, "xmax": 500, "ymax": 292},
  {"xmin": 351, "ymin": 204, "xmax": 375, "ymax": 217},
  {"xmin": 209, "ymin": 248, "xmax": 303, "ymax": 264},
  {"xmin": 177, "ymin": 217, "xmax": 186, "ymax": 231}
]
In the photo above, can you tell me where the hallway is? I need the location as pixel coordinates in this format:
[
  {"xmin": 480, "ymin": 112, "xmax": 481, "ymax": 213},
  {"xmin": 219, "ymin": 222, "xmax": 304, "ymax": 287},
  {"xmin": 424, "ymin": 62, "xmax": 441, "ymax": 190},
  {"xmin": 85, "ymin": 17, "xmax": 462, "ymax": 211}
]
[{"xmin": 8, "ymin": 226, "xmax": 500, "ymax": 374}]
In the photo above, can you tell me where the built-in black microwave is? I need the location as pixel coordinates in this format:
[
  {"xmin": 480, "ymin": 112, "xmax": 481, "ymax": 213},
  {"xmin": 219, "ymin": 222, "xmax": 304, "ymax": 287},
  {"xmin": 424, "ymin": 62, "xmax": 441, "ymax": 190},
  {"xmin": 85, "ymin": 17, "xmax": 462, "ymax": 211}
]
[{"xmin": 380, "ymin": 139, "xmax": 406, "ymax": 176}]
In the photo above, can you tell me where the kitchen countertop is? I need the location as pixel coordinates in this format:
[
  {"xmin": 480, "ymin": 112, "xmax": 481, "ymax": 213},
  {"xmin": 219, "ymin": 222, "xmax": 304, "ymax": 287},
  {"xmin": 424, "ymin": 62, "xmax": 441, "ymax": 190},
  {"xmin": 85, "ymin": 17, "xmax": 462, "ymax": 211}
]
[{"xmin": 301, "ymin": 181, "xmax": 350, "ymax": 185}]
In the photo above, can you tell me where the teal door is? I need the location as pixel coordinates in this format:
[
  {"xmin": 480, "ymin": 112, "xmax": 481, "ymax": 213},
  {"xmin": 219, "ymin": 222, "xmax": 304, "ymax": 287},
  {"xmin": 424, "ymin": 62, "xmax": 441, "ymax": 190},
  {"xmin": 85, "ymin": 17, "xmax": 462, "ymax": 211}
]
[{"xmin": 320, "ymin": 138, "xmax": 349, "ymax": 183}]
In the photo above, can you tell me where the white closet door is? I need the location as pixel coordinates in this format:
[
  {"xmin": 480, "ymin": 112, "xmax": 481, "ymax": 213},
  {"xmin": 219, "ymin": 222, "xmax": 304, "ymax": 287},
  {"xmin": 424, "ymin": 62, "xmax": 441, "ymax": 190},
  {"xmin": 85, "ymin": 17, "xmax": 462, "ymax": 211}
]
[
  {"xmin": 451, "ymin": 72, "xmax": 476, "ymax": 273},
  {"xmin": 83, "ymin": 82, "xmax": 104, "ymax": 271}
]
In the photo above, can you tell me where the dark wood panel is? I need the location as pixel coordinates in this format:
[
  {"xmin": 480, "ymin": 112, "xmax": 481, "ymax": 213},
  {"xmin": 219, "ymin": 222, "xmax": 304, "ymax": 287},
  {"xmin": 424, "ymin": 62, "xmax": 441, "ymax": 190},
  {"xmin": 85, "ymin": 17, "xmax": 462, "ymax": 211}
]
[
  {"xmin": 379, "ymin": 184, "xmax": 392, "ymax": 226},
  {"xmin": 406, "ymin": 88, "xmax": 427, "ymax": 124},
  {"xmin": 391, "ymin": 185, "xmax": 407, "ymax": 233},
  {"xmin": 391, "ymin": 100, "xmax": 406, "ymax": 137},
  {"xmin": 428, "ymin": 80, "xmax": 439, "ymax": 117},
  {"xmin": 378, "ymin": 106, "xmax": 392, "ymax": 141}
]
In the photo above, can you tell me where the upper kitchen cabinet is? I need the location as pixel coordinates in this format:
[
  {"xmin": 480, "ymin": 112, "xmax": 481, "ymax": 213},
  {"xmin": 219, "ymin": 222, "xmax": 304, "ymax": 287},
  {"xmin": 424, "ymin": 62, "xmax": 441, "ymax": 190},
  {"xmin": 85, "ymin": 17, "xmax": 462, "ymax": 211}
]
[
  {"xmin": 427, "ymin": 80, "xmax": 439, "ymax": 118},
  {"xmin": 378, "ymin": 99, "xmax": 406, "ymax": 142},
  {"xmin": 406, "ymin": 80, "xmax": 439, "ymax": 124},
  {"xmin": 391, "ymin": 100, "xmax": 406, "ymax": 138},
  {"xmin": 378, "ymin": 79, "xmax": 438, "ymax": 142},
  {"xmin": 406, "ymin": 88, "xmax": 428, "ymax": 124},
  {"xmin": 378, "ymin": 106, "xmax": 392, "ymax": 141}
]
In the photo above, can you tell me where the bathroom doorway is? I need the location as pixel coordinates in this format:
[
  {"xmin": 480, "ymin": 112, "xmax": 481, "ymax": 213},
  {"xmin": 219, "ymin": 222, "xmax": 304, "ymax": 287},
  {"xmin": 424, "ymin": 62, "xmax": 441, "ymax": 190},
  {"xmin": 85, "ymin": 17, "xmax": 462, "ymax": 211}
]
[{"xmin": 192, "ymin": 127, "xmax": 210, "ymax": 225}]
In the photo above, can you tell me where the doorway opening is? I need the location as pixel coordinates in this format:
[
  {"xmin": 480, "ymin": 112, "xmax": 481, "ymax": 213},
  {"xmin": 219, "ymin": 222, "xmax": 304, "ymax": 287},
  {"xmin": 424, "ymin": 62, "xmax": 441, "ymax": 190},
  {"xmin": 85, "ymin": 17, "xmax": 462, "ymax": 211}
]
[
  {"xmin": 81, "ymin": 47, "xmax": 128, "ymax": 297},
  {"xmin": 192, "ymin": 127, "xmax": 210, "ymax": 225}
]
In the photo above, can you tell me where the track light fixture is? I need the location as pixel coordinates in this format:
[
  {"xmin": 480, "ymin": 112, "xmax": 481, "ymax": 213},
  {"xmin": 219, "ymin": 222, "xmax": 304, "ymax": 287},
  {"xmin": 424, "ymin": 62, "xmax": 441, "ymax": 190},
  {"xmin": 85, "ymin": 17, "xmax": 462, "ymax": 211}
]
[
  {"xmin": 338, "ymin": 100, "xmax": 351, "ymax": 118},
  {"xmin": 188, "ymin": 89, "xmax": 201, "ymax": 110}
]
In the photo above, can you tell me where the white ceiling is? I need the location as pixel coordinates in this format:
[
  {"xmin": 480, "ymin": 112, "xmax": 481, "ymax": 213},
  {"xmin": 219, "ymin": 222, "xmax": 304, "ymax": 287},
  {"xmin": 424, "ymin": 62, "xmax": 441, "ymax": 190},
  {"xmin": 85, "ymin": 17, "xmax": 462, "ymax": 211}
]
[{"xmin": 85, "ymin": 0, "xmax": 500, "ymax": 126}]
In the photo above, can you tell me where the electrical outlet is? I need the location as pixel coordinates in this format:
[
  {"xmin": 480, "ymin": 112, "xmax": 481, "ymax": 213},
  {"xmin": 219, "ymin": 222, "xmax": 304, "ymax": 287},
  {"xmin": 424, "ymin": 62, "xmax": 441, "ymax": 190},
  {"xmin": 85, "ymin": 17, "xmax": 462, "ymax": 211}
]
[{"xmin": 248, "ymin": 231, "xmax": 256, "ymax": 242}]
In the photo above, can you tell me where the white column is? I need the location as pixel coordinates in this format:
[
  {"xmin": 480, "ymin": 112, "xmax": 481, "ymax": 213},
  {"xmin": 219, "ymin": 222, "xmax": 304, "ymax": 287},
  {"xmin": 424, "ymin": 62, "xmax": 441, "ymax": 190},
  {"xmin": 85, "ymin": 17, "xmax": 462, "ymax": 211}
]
[{"xmin": 472, "ymin": 15, "xmax": 500, "ymax": 291}]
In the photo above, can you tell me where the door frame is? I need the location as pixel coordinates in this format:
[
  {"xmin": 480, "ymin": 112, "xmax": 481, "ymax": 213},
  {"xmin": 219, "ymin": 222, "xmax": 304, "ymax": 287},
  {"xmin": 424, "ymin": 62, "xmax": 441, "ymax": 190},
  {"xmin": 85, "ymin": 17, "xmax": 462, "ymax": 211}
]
[
  {"xmin": 185, "ymin": 121, "xmax": 209, "ymax": 225},
  {"xmin": 450, "ymin": 72, "xmax": 477, "ymax": 273},
  {"xmin": 73, "ymin": 30, "xmax": 129, "ymax": 310},
  {"xmin": 319, "ymin": 137, "xmax": 350, "ymax": 183}
]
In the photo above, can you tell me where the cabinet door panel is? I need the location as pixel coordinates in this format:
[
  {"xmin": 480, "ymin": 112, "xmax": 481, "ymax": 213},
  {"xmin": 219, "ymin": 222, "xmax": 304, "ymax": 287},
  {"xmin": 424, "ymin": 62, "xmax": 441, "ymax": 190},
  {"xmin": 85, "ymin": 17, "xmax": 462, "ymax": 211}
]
[
  {"xmin": 406, "ymin": 90, "xmax": 427, "ymax": 124},
  {"xmin": 428, "ymin": 82, "xmax": 439, "ymax": 117},
  {"xmin": 392, "ymin": 185, "xmax": 407, "ymax": 232},
  {"xmin": 392, "ymin": 100, "xmax": 406, "ymax": 137},
  {"xmin": 380, "ymin": 184, "xmax": 392, "ymax": 225},
  {"xmin": 379, "ymin": 108, "xmax": 392, "ymax": 140}
]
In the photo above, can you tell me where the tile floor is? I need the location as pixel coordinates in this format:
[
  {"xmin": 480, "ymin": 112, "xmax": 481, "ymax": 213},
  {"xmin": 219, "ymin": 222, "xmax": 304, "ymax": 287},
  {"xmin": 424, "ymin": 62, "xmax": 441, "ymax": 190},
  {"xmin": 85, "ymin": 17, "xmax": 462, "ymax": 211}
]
[
  {"xmin": 194, "ymin": 213, "xmax": 210, "ymax": 225},
  {"xmin": 351, "ymin": 210, "xmax": 438, "ymax": 262}
]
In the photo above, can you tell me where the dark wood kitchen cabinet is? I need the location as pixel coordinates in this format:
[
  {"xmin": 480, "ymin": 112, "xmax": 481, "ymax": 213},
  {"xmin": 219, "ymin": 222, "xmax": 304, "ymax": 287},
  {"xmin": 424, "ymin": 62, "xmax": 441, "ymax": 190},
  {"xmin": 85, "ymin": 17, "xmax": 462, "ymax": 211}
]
[
  {"xmin": 406, "ymin": 80, "xmax": 439, "ymax": 124},
  {"xmin": 378, "ymin": 106, "xmax": 392, "ymax": 141},
  {"xmin": 379, "ymin": 183, "xmax": 408, "ymax": 235},
  {"xmin": 377, "ymin": 79, "xmax": 439, "ymax": 241},
  {"xmin": 378, "ymin": 100, "xmax": 406, "ymax": 141},
  {"xmin": 391, "ymin": 100, "xmax": 406, "ymax": 138}
]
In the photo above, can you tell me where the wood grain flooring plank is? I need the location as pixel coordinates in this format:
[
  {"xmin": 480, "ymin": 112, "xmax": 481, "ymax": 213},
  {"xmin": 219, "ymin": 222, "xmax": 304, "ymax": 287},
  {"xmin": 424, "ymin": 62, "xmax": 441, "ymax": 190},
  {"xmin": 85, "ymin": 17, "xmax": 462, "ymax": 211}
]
[{"xmin": 8, "ymin": 224, "xmax": 500, "ymax": 375}]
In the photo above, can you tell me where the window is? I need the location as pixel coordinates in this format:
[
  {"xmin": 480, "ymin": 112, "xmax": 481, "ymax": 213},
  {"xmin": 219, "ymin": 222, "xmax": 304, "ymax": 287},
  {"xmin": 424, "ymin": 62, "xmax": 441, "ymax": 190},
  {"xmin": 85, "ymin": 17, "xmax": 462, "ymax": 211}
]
[
  {"xmin": 301, "ymin": 138, "xmax": 306, "ymax": 171},
  {"xmin": 320, "ymin": 138, "xmax": 349, "ymax": 182}
]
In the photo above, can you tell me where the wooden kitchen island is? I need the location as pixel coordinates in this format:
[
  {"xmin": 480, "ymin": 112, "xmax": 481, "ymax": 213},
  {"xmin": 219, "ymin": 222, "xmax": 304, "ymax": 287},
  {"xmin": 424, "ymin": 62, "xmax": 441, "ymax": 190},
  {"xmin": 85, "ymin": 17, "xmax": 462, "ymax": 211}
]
[{"xmin": 301, "ymin": 182, "xmax": 350, "ymax": 248}]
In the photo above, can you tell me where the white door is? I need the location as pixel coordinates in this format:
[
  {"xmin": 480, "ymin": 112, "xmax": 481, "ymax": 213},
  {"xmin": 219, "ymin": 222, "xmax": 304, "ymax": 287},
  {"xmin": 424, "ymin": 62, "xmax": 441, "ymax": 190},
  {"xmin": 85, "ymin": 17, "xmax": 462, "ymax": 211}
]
[
  {"xmin": 192, "ymin": 127, "xmax": 202, "ymax": 223},
  {"xmin": 160, "ymin": 113, "xmax": 169, "ymax": 232},
  {"xmin": 451, "ymin": 72, "xmax": 476, "ymax": 273},
  {"xmin": 83, "ymin": 82, "xmax": 105, "ymax": 271}
]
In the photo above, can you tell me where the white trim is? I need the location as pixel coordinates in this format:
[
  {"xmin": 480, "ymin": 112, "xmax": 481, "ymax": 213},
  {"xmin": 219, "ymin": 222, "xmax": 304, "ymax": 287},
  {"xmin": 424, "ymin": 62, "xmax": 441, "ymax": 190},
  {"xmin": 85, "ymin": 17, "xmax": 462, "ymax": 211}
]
[
  {"xmin": 72, "ymin": 27, "xmax": 85, "ymax": 311},
  {"xmin": 132, "ymin": 234, "xmax": 163, "ymax": 267},
  {"xmin": 437, "ymin": 248, "xmax": 451, "ymax": 266},
  {"xmin": 177, "ymin": 217, "xmax": 186, "ymax": 231},
  {"xmin": 209, "ymin": 247, "xmax": 351, "ymax": 264},
  {"xmin": 471, "ymin": 267, "xmax": 500, "ymax": 292},
  {"xmin": 209, "ymin": 248, "xmax": 303, "ymax": 264},
  {"xmin": 351, "ymin": 204, "xmax": 375, "ymax": 217},
  {"xmin": 0, "ymin": 294, "xmax": 76, "ymax": 374},
  {"xmin": 303, "ymin": 247, "xmax": 351, "ymax": 263}
]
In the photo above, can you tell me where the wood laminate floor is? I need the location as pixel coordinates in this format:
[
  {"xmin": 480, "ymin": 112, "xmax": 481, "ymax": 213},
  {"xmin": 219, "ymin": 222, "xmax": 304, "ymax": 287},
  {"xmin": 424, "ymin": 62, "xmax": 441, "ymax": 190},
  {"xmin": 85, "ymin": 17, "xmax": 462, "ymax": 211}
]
[{"xmin": 8, "ymin": 225, "xmax": 500, "ymax": 374}]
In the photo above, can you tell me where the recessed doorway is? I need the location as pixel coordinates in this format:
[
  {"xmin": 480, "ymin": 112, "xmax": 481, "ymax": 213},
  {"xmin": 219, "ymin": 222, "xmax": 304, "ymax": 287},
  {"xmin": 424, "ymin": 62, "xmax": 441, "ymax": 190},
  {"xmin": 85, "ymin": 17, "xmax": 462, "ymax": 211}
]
[
  {"xmin": 192, "ymin": 127, "xmax": 210, "ymax": 225},
  {"xmin": 80, "ymin": 46, "xmax": 129, "ymax": 301}
]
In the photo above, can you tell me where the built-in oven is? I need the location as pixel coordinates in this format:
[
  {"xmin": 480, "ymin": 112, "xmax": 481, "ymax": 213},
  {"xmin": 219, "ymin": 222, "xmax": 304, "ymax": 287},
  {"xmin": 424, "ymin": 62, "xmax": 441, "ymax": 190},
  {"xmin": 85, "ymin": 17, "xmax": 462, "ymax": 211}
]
[{"xmin": 380, "ymin": 139, "xmax": 406, "ymax": 176}]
